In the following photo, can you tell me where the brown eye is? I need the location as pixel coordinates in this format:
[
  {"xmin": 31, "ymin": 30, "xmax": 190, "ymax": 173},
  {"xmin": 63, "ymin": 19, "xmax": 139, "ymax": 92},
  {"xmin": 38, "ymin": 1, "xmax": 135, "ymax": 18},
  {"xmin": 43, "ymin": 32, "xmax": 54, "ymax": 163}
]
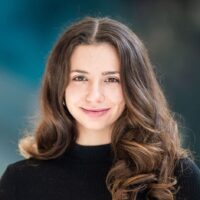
[
  {"xmin": 105, "ymin": 77, "xmax": 120, "ymax": 83},
  {"xmin": 72, "ymin": 76, "xmax": 87, "ymax": 81}
]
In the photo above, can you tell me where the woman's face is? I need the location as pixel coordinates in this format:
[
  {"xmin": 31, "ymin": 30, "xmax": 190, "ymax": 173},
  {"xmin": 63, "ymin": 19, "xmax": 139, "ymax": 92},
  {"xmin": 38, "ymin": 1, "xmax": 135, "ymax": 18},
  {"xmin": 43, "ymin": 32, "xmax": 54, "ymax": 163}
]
[{"xmin": 65, "ymin": 43, "xmax": 125, "ymax": 138}]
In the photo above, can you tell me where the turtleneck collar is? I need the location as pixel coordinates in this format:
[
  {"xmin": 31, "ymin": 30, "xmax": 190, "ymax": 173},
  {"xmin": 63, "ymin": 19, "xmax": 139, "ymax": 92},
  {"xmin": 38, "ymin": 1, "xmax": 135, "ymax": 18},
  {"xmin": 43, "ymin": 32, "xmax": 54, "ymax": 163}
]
[{"xmin": 64, "ymin": 142, "xmax": 114, "ymax": 163}]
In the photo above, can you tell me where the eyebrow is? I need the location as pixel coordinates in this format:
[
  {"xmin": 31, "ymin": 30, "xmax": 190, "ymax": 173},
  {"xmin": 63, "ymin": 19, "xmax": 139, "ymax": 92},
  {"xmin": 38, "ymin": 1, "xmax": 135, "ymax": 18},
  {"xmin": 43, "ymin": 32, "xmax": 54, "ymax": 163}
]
[{"xmin": 70, "ymin": 69, "xmax": 120, "ymax": 75}]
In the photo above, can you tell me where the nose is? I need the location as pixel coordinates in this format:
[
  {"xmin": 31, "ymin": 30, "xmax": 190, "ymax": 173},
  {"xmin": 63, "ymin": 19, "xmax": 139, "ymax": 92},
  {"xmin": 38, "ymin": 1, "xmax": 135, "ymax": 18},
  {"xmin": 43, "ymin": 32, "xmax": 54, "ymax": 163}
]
[{"xmin": 85, "ymin": 80, "xmax": 105, "ymax": 103}]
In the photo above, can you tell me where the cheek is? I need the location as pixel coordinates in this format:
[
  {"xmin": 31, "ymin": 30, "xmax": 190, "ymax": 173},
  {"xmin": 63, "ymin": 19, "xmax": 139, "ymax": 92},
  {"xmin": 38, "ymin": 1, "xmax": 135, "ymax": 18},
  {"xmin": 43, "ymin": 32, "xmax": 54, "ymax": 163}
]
[
  {"xmin": 65, "ymin": 84, "xmax": 85, "ymax": 103},
  {"xmin": 107, "ymin": 84, "xmax": 124, "ymax": 99},
  {"xmin": 106, "ymin": 86, "xmax": 125, "ymax": 105}
]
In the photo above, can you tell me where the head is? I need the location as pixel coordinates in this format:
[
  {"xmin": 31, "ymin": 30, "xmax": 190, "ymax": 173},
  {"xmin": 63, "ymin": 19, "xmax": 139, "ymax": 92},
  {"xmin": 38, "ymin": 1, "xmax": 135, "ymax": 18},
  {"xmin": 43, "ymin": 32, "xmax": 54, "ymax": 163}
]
[
  {"xmin": 40, "ymin": 17, "xmax": 161, "ymax": 145},
  {"xmin": 19, "ymin": 17, "xmax": 188, "ymax": 200}
]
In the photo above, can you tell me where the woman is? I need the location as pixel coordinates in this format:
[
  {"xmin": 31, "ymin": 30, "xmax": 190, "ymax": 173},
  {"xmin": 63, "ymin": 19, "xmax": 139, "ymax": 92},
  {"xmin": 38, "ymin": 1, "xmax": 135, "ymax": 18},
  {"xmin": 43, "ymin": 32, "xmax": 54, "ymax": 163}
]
[{"xmin": 0, "ymin": 17, "xmax": 200, "ymax": 200}]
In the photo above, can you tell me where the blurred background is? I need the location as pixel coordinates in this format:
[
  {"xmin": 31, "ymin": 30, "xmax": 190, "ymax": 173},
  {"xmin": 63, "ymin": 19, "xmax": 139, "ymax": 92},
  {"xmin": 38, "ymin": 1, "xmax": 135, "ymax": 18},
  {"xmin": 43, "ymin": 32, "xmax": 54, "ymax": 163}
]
[{"xmin": 0, "ymin": 0, "xmax": 200, "ymax": 176}]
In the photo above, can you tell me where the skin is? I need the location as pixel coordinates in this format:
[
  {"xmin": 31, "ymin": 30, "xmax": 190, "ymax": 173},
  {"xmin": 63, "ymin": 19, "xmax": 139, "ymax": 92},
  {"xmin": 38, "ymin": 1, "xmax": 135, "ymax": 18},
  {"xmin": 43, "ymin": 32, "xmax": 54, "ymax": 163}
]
[{"xmin": 65, "ymin": 43, "xmax": 125, "ymax": 145}]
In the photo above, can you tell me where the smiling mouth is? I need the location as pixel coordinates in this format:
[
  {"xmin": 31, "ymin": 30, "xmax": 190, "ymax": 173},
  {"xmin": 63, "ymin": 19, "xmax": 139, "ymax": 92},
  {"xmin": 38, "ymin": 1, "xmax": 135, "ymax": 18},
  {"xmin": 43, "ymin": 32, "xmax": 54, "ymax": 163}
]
[
  {"xmin": 82, "ymin": 108, "xmax": 110, "ymax": 112},
  {"xmin": 81, "ymin": 108, "xmax": 110, "ymax": 117}
]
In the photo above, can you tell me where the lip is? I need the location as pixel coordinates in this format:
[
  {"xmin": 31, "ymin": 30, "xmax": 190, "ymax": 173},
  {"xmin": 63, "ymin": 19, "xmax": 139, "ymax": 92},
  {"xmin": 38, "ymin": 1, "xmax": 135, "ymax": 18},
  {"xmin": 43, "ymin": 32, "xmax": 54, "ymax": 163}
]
[
  {"xmin": 83, "ymin": 108, "xmax": 110, "ymax": 112},
  {"xmin": 81, "ymin": 108, "xmax": 110, "ymax": 118}
]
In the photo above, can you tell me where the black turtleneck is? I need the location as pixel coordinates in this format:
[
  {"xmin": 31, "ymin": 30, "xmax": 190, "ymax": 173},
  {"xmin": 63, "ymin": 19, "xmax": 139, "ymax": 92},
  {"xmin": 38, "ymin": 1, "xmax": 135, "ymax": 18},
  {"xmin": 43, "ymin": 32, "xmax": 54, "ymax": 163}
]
[
  {"xmin": 0, "ymin": 142, "xmax": 200, "ymax": 200},
  {"xmin": 0, "ymin": 142, "xmax": 114, "ymax": 200}
]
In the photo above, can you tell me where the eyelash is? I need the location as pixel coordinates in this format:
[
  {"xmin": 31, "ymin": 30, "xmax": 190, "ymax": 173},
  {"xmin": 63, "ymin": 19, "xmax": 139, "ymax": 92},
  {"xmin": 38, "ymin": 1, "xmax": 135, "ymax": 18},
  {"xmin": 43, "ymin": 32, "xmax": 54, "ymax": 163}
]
[{"xmin": 72, "ymin": 76, "xmax": 120, "ymax": 83}]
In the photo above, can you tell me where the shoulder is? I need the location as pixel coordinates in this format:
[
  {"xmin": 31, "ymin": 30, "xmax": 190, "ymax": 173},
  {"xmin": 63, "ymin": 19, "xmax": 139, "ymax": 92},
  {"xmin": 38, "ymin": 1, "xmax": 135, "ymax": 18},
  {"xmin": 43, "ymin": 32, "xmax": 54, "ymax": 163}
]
[
  {"xmin": 174, "ymin": 157, "xmax": 200, "ymax": 180},
  {"xmin": 0, "ymin": 158, "xmax": 44, "ymax": 182},
  {"xmin": 174, "ymin": 157, "xmax": 200, "ymax": 200},
  {"xmin": 0, "ymin": 157, "xmax": 63, "ymax": 185},
  {"xmin": 0, "ymin": 158, "xmax": 41, "ymax": 199},
  {"xmin": 0, "ymin": 157, "xmax": 65, "ymax": 198},
  {"xmin": 1, "ymin": 156, "xmax": 64, "ymax": 178},
  {"xmin": 3, "ymin": 158, "xmax": 45, "ymax": 173},
  {"xmin": 0, "ymin": 156, "xmax": 70, "ymax": 199}
]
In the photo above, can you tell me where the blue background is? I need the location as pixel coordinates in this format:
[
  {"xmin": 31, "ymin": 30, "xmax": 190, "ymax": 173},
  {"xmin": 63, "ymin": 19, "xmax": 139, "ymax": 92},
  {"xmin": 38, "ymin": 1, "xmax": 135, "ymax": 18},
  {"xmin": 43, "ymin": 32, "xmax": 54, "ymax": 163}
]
[{"xmin": 1, "ymin": 0, "xmax": 200, "ymax": 176}]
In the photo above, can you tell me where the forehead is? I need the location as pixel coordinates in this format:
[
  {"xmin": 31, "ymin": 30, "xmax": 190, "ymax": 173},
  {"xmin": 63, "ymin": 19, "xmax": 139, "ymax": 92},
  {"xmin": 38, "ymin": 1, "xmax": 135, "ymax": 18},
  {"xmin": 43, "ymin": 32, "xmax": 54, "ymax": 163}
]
[{"xmin": 69, "ymin": 43, "xmax": 120, "ymax": 73}]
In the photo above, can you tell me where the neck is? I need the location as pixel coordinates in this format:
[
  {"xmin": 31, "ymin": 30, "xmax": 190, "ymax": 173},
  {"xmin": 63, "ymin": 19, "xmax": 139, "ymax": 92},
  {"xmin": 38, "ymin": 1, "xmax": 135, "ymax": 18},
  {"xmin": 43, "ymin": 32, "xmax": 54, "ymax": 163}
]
[
  {"xmin": 76, "ymin": 135, "xmax": 111, "ymax": 146},
  {"xmin": 76, "ymin": 125, "xmax": 112, "ymax": 146}
]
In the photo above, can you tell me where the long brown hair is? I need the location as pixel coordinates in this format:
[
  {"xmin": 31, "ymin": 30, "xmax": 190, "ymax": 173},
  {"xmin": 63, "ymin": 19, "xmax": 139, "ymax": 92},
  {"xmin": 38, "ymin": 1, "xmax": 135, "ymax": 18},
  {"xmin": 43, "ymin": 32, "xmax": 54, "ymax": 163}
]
[{"xmin": 19, "ymin": 17, "xmax": 188, "ymax": 199}]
